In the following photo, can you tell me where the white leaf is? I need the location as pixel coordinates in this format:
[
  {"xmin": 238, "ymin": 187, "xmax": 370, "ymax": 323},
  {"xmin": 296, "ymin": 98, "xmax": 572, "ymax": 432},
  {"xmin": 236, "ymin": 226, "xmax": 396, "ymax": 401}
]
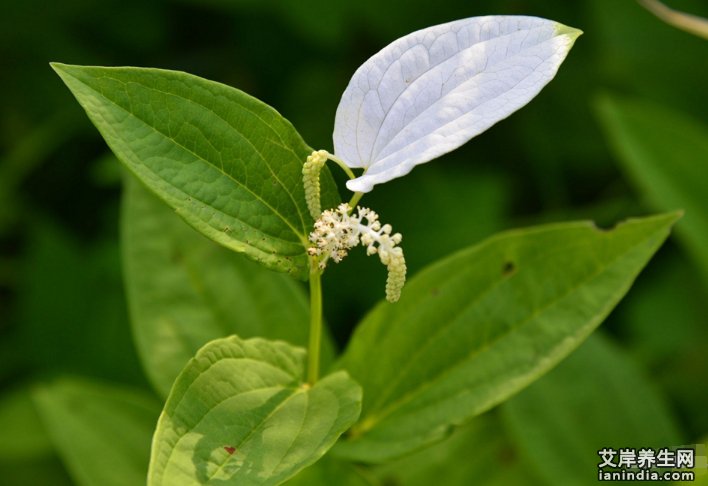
[{"xmin": 333, "ymin": 16, "xmax": 581, "ymax": 193}]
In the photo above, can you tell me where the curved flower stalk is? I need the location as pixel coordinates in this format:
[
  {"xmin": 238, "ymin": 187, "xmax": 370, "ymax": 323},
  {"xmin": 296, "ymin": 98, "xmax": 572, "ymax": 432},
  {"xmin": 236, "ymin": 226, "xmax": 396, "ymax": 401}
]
[
  {"xmin": 332, "ymin": 16, "xmax": 582, "ymax": 193},
  {"xmin": 308, "ymin": 204, "xmax": 406, "ymax": 302}
]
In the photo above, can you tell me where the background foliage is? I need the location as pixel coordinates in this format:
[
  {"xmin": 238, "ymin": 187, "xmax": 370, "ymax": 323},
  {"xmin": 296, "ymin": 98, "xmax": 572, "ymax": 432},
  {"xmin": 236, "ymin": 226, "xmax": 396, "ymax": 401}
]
[{"xmin": 1, "ymin": 0, "xmax": 707, "ymax": 484}]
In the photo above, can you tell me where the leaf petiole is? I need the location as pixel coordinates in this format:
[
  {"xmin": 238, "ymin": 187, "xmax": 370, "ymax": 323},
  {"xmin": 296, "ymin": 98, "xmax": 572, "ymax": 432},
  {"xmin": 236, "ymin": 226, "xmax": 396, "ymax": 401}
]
[
  {"xmin": 319, "ymin": 151, "xmax": 366, "ymax": 211},
  {"xmin": 325, "ymin": 153, "xmax": 357, "ymax": 180},
  {"xmin": 325, "ymin": 153, "xmax": 365, "ymax": 210},
  {"xmin": 347, "ymin": 191, "xmax": 364, "ymax": 210}
]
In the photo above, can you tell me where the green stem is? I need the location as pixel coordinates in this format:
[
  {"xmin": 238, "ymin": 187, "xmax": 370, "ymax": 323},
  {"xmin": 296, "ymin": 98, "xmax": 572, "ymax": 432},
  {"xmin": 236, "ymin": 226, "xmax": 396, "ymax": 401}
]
[
  {"xmin": 347, "ymin": 191, "xmax": 364, "ymax": 209},
  {"xmin": 322, "ymin": 151, "xmax": 365, "ymax": 210},
  {"xmin": 326, "ymin": 153, "xmax": 357, "ymax": 180},
  {"xmin": 307, "ymin": 262, "xmax": 323, "ymax": 384}
]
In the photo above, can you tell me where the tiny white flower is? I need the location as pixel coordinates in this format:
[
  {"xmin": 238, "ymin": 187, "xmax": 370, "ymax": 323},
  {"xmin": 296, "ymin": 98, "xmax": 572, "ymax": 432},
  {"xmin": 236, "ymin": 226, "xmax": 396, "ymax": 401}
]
[
  {"xmin": 332, "ymin": 16, "xmax": 581, "ymax": 193},
  {"xmin": 309, "ymin": 204, "xmax": 406, "ymax": 302}
]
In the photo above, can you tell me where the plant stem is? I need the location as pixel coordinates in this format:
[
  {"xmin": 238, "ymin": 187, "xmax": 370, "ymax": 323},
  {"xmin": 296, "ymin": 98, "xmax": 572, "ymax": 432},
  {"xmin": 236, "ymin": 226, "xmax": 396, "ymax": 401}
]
[
  {"xmin": 638, "ymin": 0, "xmax": 708, "ymax": 40},
  {"xmin": 323, "ymin": 152, "xmax": 364, "ymax": 210},
  {"xmin": 307, "ymin": 263, "xmax": 323, "ymax": 384},
  {"xmin": 347, "ymin": 191, "xmax": 364, "ymax": 209},
  {"xmin": 326, "ymin": 153, "xmax": 357, "ymax": 180}
]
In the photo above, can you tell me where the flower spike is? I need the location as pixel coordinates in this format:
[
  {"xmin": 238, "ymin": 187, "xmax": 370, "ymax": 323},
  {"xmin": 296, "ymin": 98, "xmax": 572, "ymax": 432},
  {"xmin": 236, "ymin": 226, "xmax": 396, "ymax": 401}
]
[
  {"xmin": 308, "ymin": 203, "xmax": 359, "ymax": 268},
  {"xmin": 354, "ymin": 208, "xmax": 406, "ymax": 302},
  {"xmin": 309, "ymin": 204, "xmax": 407, "ymax": 302},
  {"xmin": 303, "ymin": 150, "xmax": 329, "ymax": 219}
]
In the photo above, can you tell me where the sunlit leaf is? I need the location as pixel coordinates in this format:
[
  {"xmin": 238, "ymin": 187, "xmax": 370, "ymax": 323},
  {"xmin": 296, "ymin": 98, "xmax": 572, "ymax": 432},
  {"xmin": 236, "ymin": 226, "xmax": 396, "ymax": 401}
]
[
  {"xmin": 335, "ymin": 212, "xmax": 678, "ymax": 462},
  {"xmin": 333, "ymin": 16, "xmax": 581, "ymax": 192},
  {"xmin": 148, "ymin": 336, "xmax": 362, "ymax": 486},
  {"xmin": 52, "ymin": 63, "xmax": 339, "ymax": 279}
]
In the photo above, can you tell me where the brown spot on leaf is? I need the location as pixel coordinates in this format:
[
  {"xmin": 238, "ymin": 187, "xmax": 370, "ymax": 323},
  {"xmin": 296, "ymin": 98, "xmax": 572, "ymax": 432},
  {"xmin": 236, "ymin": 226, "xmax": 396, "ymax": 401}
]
[
  {"xmin": 497, "ymin": 444, "xmax": 516, "ymax": 464},
  {"xmin": 224, "ymin": 446, "xmax": 236, "ymax": 455},
  {"xmin": 170, "ymin": 249, "xmax": 183, "ymax": 264}
]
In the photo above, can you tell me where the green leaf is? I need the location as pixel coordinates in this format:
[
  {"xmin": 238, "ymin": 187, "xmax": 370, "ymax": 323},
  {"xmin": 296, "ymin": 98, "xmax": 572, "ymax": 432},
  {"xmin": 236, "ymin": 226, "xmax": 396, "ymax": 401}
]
[
  {"xmin": 678, "ymin": 438, "xmax": 708, "ymax": 486},
  {"xmin": 122, "ymin": 176, "xmax": 333, "ymax": 397},
  {"xmin": 0, "ymin": 384, "xmax": 53, "ymax": 460},
  {"xmin": 501, "ymin": 333, "xmax": 682, "ymax": 485},
  {"xmin": 148, "ymin": 336, "xmax": 362, "ymax": 486},
  {"xmin": 375, "ymin": 414, "xmax": 537, "ymax": 486},
  {"xmin": 620, "ymin": 253, "xmax": 708, "ymax": 367},
  {"xmin": 0, "ymin": 455, "xmax": 74, "ymax": 486},
  {"xmin": 616, "ymin": 251, "xmax": 708, "ymax": 434},
  {"xmin": 51, "ymin": 62, "xmax": 339, "ymax": 279},
  {"xmin": 335, "ymin": 212, "xmax": 679, "ymax": 462},
  {"xmin": 15, "ymin": 218, "xmax": 143, "ymax": 383},
  {"xmin": 595, "ymin": 95, "xmax": 708, "ymax": 283},
  {"xmin": 284, "ymin": 454, "xmax": 373, "ymax": 486},
  {"xmin": 32, "ymin": 377, "xmax": 161, "ymax": 486}
]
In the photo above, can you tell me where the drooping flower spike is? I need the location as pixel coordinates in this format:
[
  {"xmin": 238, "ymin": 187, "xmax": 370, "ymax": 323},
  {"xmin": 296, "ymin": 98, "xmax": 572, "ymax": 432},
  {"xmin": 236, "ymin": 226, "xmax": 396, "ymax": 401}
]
[
  {"xmin": 332, "ymin": 16, "xmax": 581, "ymax": 193},
  {"xmin": 308, "ymin": 204, "xmax": 406, "ymax": 302}
]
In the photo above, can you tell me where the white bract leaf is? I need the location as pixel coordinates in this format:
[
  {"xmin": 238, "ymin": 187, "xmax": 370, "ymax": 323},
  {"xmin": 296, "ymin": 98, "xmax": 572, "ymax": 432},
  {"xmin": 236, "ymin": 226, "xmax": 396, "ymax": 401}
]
[{"xmin": 333, "ymin": 16, "xmax": 581, "ymax": 193}]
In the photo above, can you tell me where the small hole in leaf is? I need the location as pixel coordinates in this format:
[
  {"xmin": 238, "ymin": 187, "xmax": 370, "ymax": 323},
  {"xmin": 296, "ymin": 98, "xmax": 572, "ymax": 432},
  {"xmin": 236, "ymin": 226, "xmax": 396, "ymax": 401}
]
[
  {"xmin": 502, "ymin": 261, "xmax": 515, "ymax": 275},
  {"xmin": 592, "ymin": 221, "xmax": 617, "ymax": 233}
]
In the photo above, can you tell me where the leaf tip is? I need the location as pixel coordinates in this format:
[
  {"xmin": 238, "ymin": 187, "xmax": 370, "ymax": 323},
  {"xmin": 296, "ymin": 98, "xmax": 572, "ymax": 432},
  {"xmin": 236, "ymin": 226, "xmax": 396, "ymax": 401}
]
[
  {"xmin": 49, "ymin": 62, "xmax": 65, "ymax": 74},
  {"xmin": 554, "ymin": 22, "xmax": 583, "ymax": 45},
  {"xmin": 664, "ymin": 209, "xmax": 685, "ymax": 225},
  {"xmin": 49, "ymin": 62, "xmax": 77, "ymax": 85},
  {"xmin": 595, "ymin": 211, "xmax": 683, "ymax": 234},
  {"xmin": 645, "ymin": 210, "xmax": 684, "ymax": 228}
]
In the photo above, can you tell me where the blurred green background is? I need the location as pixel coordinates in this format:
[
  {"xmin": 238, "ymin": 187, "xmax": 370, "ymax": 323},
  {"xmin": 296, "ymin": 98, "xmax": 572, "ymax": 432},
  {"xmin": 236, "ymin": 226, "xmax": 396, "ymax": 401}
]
[{"xmin": 1, "ymin": 0, "xmax": 707, "ymax": 484}]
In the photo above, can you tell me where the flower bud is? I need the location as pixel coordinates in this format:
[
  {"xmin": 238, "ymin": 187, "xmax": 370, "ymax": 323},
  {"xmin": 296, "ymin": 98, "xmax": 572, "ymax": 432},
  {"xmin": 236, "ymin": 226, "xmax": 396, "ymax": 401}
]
[{"xmin": 302, "ymin": 150, "xmax": 329, "ymax": 219}]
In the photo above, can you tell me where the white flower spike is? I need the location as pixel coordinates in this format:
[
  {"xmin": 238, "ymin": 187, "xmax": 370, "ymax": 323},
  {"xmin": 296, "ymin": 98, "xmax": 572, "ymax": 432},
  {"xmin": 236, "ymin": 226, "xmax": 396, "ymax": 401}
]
[
  {"xmin": 309, "ymin": 204, "xmax": 406, "ymax": 302},
  {"xmin": 333, "ymin": 16, "xmax": 581, "ymax": 193}
]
